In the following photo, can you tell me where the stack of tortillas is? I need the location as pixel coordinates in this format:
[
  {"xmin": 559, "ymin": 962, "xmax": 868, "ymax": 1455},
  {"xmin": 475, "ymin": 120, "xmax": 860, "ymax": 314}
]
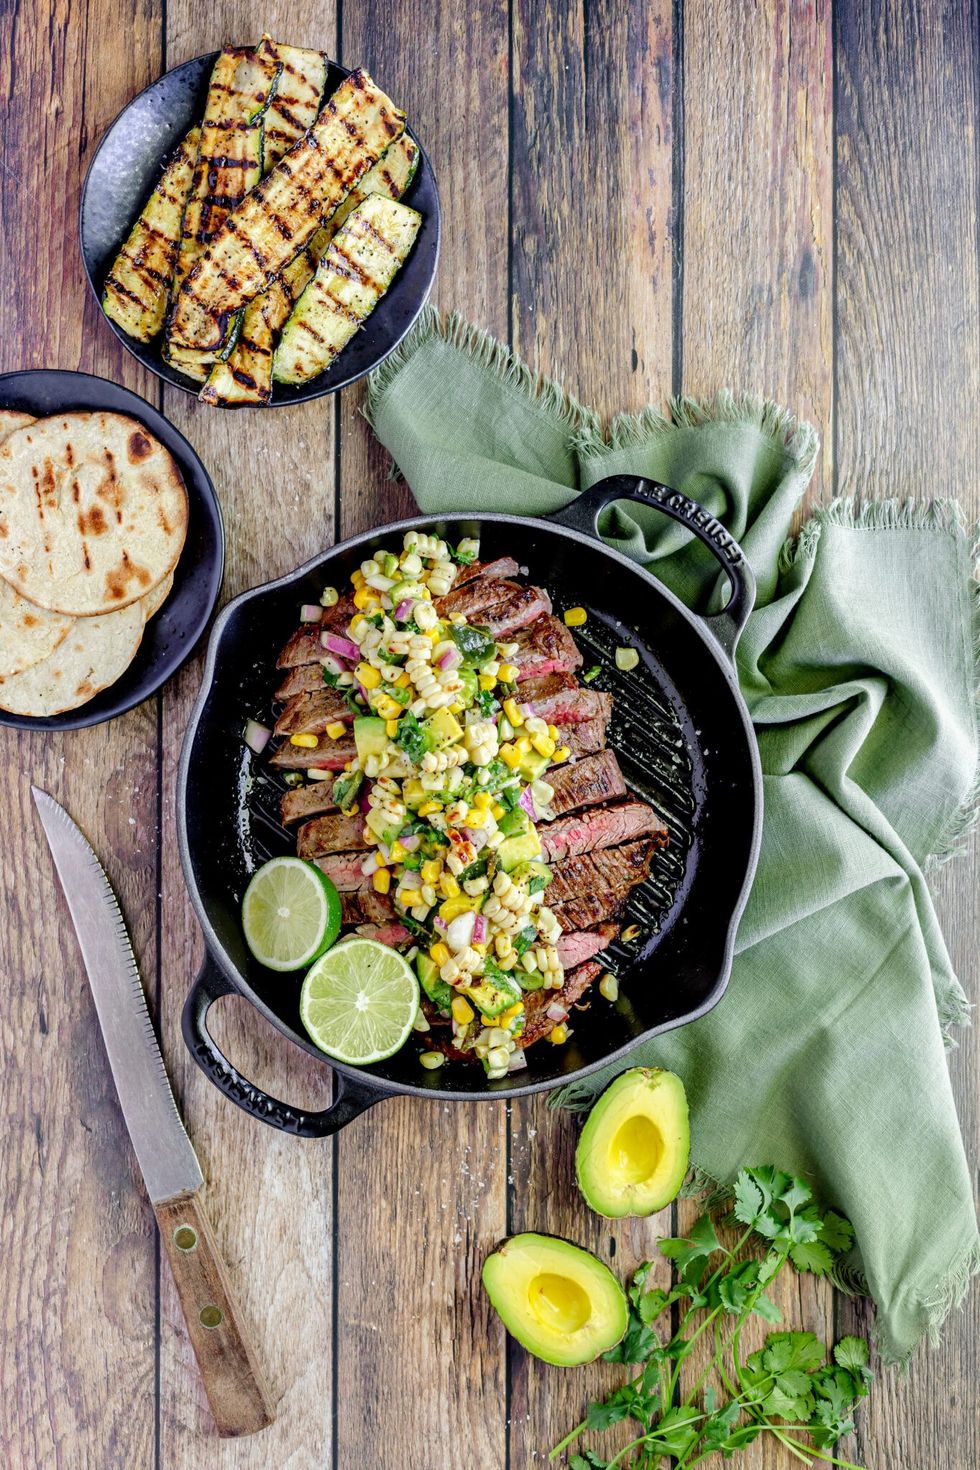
[{"xmin": 0, "ymin": 409, "xmax": 188, "ymax": 715}]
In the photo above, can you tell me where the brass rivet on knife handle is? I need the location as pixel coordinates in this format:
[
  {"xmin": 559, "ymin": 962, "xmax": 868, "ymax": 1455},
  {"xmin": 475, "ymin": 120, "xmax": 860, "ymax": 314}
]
[{"xmin": 155, "ymin": 1188, "xmax": 274, "ymax": 1437}]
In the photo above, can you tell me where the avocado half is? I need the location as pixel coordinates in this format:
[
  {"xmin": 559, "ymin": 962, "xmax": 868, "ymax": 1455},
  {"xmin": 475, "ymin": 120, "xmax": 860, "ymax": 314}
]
[
  {"xmin": 576, "ymin": 1068, "xmax": 690, "ymax": 1218},
  {"xmin": 482, "ymin": 1233, "xmax": 628, "ymax": 1366}
]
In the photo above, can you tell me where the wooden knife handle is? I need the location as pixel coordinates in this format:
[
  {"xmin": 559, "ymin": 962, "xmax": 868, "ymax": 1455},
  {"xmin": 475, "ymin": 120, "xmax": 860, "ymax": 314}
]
[{"xmin": 155, "ymin": 1189, "xmax": 274, "ymax": 1437}]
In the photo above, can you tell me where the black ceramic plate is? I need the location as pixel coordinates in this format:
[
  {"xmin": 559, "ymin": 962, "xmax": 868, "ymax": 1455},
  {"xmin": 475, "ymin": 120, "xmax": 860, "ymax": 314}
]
[
  {"xmin": 79, "ymin": 52, "xmax": 440, "ymax": 406},
  {"xmin": 0, "ymin": 370, "xmax": 223, "ymax": 730}
]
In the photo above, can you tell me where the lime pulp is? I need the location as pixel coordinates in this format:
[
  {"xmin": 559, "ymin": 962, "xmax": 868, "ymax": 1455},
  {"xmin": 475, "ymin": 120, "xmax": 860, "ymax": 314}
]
[{"xmin": 241, "ymin": 856, "xmax": 341, "ymax": 972}]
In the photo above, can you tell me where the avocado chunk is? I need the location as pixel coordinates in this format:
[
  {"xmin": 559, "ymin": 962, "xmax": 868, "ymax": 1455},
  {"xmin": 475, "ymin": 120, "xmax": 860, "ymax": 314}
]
[
  {"xmin": 464, "ymin": 967, "xmax": 522, "ymax": 1019},
  {"xmin": 496, "ymin": 830, "xmax": 542, "ymax": 872},
  {"xmin": 575, "ymin": 1068, "xmax": 690, "ymax": 1218},
  {"xmin": 353, "ymin": 714, "xmax": 387, "ymax": 762},
  {"xmin": 416, "ymin": 954, "xmax": 453, "ymax": 1013},
  {"xmin": 482, "ymin": 1233, "xmax": 628, "ymax": 1367},
  {"xmin": 422, "ymin": 707, "xmax": 463, "ymax": 750},
  {"xmin": 517, "ymin": 747, "xmax": 551, "ymax": 781}
]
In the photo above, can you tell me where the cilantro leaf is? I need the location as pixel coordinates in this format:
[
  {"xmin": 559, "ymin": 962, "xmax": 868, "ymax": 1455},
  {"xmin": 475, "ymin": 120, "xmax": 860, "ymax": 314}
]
[
  {"xmin": 569, "ymin": 1453, "xmax": 609, "ymax": 1470},
  {"xmin": 818, "ymin": 1210, "xmax": 854, "ymax": 1254},
  {"xmin": 789, "ymin": 1238, "xmax": 835, "ymax": 1275},
  {"xmin": 833, "ymin": 1335, "xmax": 870, "ymax": 1374}
]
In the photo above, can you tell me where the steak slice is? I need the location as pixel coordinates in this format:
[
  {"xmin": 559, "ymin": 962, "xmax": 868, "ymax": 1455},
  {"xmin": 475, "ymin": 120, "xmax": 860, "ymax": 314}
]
[
  {"xmin": 540, "ymin": 801, "xmax": 666, "ymax": 863},
  {"xmin": 435, "ymin": 574, "xmax": 521, "ymax": 622},
  {"xmin": 275, "ymin": 662, "xmax": 327, "ymax": 700},
  {"xmin": 518, "ymin": 673, "xmax": 610, "ymax": 725},
  {"xmin": 518, "ymin": 961, "xmax": 602, "ymax": 1048},
  {"xmin": 282, "ymin": 781, "xmax": 338, "ymax": 825},
  {"xmin": 564, "ymin": 715, "xmax": 611, "ymax": 760},
  {"xmin": 547, "ymin": 839, "xmax": 657, "ymax": 905},
  {"xmin": 448, "ymin": 555, "xmax": 520, "ymax": 590},
  {"xmin": 547, "ymin": 750, "xmax": 627, "ymax": 817},
  {"xmin": 556, "ymin": 923, "xmax": 619, "ymax": 970},
  {"xmin": 296, "ymin": 811, "xmax": 367, "ymax": 859},
  {"xmin": 316, "ymin": 853, "xmax": 369, "ymax": 890},
  {"xmin": 511, "ymin": 616, "xmax": 583, "ymax": 682},
  {"xmin": 274, "ymin": 688, "xmax": 352, "ymax": 736},
  {"xmin": 552, "ymin": 891, "xmax": 629, "ymax": 933},
  {"xmin": 269, "ymin": 736, "xmax": 356, "ymax": 771},
  {"xmin": 353, "ymin": 920, "xmax": 412, "ymax": 947},
  {"xmin": 277, "ymin": 625, "xmax": 324, "ymax": 669},
  {"xmin": 484, "ymin": 585, "xmax": 552, "ymax": 637}
]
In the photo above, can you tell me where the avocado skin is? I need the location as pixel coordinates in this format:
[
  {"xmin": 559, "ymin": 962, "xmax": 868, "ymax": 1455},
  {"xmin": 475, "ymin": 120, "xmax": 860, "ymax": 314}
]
[
  {"xmin": 576, "ymin": 1067, "xmax": 690, "ymax": 1219},
  {"xmin": 482, "ymin": 1232, "xmax": 628, "ymax": 1367}
]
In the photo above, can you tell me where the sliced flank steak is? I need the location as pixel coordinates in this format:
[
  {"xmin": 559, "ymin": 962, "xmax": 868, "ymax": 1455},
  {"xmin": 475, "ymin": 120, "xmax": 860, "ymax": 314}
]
[
  {"xmin": 296, "ymin": 810, "xmax": 366, "ymax": 859},
  {"xmin": 556, "ymin": 923, "xmax": 619, "ymax": 971},
  {"xmin": 517, "ymin": 673, "xmax": 611, "ymax": 725},
  {"xmin": 545, "ymin": 750, "xmax": 627, "ymax": 817},
  {"xmin": 483, "ymin": 585, "xmax": 551, "ymax": 637},
  {"xmin": 547, "ymin": 839, "xmax": 658, "ymax": 906},
  {"xmin": 275, "ymin": 661, "xmax": 329, "ymax": 700},
  {"xmin": 274, "ymin": 687, "xmax": 353, "ymax": 736},
  {"xmin": 315, "ymin": 852, "xmax": 369, "ymax": 890},
  {"xmin": 517, "ymin": 961, "xmax": 602, "ymax": 1048},
  {"xmin": 510, "ymin": 616, "xmax": 583, "ymax": 682},
  {"xmin": 563, "ymin": 717, "xmax": 610, "ymax": 761},
  {"xmin": 540, "ymin": 800, "xmax": 667, "ymax": 864},
  {"xmin": 281, "ymin": 780, "xmax": 338, "ymax": 825},
  {"xmin": 551, "ymin": 891, "xmax": 630, "ymax": 934},
  {"xmin": 340, "ymin": 890, "xmax": 397, "ymax": 927},
  {"xmin": 269, "ymin": 736, "xmax": 356, "ymax": 771}
]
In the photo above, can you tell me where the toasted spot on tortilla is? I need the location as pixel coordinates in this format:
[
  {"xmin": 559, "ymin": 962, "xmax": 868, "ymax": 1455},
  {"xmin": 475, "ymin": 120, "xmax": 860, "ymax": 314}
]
[
  {"xmin": 127, "ymin": 430, "xmax": 152, "ymax": 462},
  {"xmin": 78, "ymin": 505, "xmax": 108, "ymax": 536}
]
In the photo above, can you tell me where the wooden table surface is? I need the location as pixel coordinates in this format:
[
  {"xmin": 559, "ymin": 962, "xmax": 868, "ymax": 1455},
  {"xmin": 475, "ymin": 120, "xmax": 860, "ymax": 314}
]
[{"xmin": 2, "ymin": 2, "xmax": 977, "ymax": 1466}]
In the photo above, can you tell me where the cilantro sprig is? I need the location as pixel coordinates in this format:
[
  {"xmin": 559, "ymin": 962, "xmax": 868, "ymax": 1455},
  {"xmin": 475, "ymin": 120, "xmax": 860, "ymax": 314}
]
[{"xmin": 552, "ymin": 1167, "xmax": 871, "ymax": 1470}]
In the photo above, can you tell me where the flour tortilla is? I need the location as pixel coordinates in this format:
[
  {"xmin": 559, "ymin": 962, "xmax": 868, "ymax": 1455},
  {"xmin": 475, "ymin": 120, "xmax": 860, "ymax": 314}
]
[
  {"xmin": 0, "ymin": 600, "xmax": 144, "ymax": 715},
  {"xmin": 0, "ymin": 412, "xmax": 74, "ymax": 675},
  {"xmin": 0, "ymin": 411, "xmax": 188, "ymax": 615},
  {"xmin": 141, "ymin": 571, "xmax": 173, "ymax": 621},
  {"xmin": 0, "ymin": 410, "xmax": 37, "ymax": 438}
]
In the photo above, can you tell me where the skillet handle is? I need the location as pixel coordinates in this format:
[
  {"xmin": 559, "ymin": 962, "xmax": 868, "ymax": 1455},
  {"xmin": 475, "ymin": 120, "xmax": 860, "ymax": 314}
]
[
  {"xmin": 182, "ymin": 954, "xmax": 383, "ymax": 1138},
  {"xmin": 551, "ymin": 474, "xmax": 755, "ymax": 658}
]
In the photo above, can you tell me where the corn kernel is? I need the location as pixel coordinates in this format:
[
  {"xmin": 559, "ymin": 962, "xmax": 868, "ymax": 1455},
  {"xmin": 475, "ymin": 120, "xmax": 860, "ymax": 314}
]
[
  {"xmin": 449, "ymin": 701, "xmax": 463, "ymax": 714},
  {"xmin": 451, "ymin": 996, "xmax": 475, "ymax": 1025},
  {"xmin": 553, "ymin": 745, "xmax": 571, "ymax": 763},
  {"xmin": 356, "ymin": 663, "xmax": 381, "ymax": 689},
  {"xmin": 349, "ymin": 613, "xmax": 368, "ymax": 638},
  {"xmin": 428, "ymin": 628, "xmax": 441, "ymax": 643},
  {"xmin": 440, "ymin": 895, "xmax": 477, "ymax": 922},
  {"xmin": 622, "ymin": 924, "xmax": 642, "ymax": 943},
  {"xmin": 320, "ymin": 586, "xmax": 339, "ymax": 607},
  {"xmin": 419, "ymin": 1051, "xmax": 445, "ymax": 1070},
  {"xmin": 548, "ymin": 1023, "xmax": 569, "ymax": 1044},
  {"xmin": 325, "ymin": 720, "xmax": 346, "ymax": 741},
  {"xmin": 516, "ymin": 736, "xmax": 531, "ymax": 754},
  {"xmin": 389, "ymin": 841, "xmax": 407, "ymax": 864},
  {"xmin": 351, "ymin": 570, "xmax": 366, "ymax": 589},
  {"xmin": 386, "ymin": 718, "xmax": 400, "ymax": 737},
  {"xmin": 372, "ymin": 868, "xmax": 391, "ymax": 895},
  {"xmin": 501, "ymin": 1002, "xmax": 523, "ymax": 1023},
  {"xmin": 531, "ymin": 733, "xmax": 556, "ymax": 759},
  {"xmin": 439, "ymin": 874, "xmax": 460, "ymax": 899},
  {"xmin": 353, "ymin": 587, "xmax": 380, "ymax": 610},
  {"xmin": 491, "ymin": 802, "xmax": 505, "ymax": 820},
  {"xmin": 499, "ymin": 743, "xmax": 522, "ymax": 769},
  {"xmin": 473, "ymin": 790, "xmax": 492, "ymax": 810},
  {"xmin": 547, "ymin": 724, "xmax": 559, "ymax": 742},
  {"xmin": 430, "ymin": 942, "xmax": 450, "ymax": 967},
  {"xmin": 502, "ymin": 698, "xmax": 524, "ymax": 727},
  {"xmin": 289, "ymin": 732, "xmax": 319, "ymax": 748},
  {"xmin": 471, "ymin": 943, "xmax": 486, "ymax": 954},
  {"xmin": 375, "ymin": 694, "xmax": 402, "ymax": 720},
  {"xmin": 563, "ymin": 607, "xmax": 587, "ymax": 627},
  {"xmin": 497, "ymin": 663, "xmax": 518, "ymax": 683},
  {"xmin": 418, "ymin": 800, "xmax": 441, "ymax": 817},
  {"xmin": 478, "ymin": 673, "xmax": 497, "ymax": 691},
  {"xmin": 599, "ymin": 972, "xmax": 619, "ymax": 1002},
  {"xmin": 421, "ymin": 859, "xmax": 442, "ymax": 884},
  {"xmin": 395, "ymin": 671, "xmax": 412, "ymax": 688}
]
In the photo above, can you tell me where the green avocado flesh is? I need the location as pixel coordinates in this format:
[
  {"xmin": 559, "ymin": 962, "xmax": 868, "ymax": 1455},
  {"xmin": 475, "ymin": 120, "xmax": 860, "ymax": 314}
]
[
  {"xmin": 575, "ymin": 1068, "xmax": 690, "ymax": 1218},
  {"xmin": 482, "ymin": 1233, "xmax": 628, "ymax": 1367}
]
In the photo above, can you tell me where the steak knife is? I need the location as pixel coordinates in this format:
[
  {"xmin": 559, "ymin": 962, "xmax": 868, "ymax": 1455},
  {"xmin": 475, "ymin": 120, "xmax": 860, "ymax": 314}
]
[{"xmin": 32, "ymin": 787, "xmax": 274, "ymax": 1438}]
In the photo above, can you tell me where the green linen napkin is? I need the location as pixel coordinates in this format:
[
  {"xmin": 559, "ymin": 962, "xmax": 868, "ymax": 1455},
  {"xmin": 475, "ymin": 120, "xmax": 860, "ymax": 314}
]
[{"xmin": 365, "ymin": 306, "xmax": 979, "ymax": 1363}]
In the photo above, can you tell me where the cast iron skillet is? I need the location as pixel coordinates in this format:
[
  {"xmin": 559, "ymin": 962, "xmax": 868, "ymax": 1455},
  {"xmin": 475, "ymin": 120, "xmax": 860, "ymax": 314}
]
[
  {"xmin": 0, "ymin": 370, "xmax": 223, "ymax": 731},
  {"xmin": 179, "ymin": 478, "xmax": 762, "ymax": 1134},
  {"xmin": 79, "ymin": 52, "xmax": 440, "ymax": 406}
]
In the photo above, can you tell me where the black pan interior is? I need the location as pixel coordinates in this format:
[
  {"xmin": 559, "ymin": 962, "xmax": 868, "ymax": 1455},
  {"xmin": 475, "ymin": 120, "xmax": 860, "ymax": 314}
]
[
  {"xmin": 79, "ymin": 53, "xmax": 440, "ymax": 405},
  {"xmin": 181, "ymin": 516, "xmax": 757, "ymax": 1094}
]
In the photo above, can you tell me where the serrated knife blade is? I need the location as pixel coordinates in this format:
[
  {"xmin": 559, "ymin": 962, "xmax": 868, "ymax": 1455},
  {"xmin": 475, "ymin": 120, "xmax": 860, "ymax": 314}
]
[
  {"xmin": 31, "ymin": 787, "xmax": 273, "ymax": 1437},
  {"xmin": 32, "ymin": 785, "xmax": 203, "ymax": 1202}
]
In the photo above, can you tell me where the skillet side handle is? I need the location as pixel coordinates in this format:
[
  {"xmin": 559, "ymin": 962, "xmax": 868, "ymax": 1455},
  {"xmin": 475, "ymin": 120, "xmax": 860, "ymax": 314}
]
[
  {"xmin": 551, "ymin": 475, "xmax": 755, "ymax": 659},
  {"xmin": 182, "ymin": 954, "xmax": 383, "ymax": 1138}
]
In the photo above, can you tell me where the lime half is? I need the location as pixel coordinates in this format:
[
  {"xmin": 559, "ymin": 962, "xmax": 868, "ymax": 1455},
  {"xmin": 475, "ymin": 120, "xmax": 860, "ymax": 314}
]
[
  {"xmin": 242, "ymin": 857, "xmax": 341, "ymax": 972},
  {"xmin": 300, "ymin": 937, "xmax": 420, "ymax": 1064}
]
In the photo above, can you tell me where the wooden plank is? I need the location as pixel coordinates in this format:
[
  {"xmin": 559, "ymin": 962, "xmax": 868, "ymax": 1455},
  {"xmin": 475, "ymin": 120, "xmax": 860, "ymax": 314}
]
[
  {"xmin": 506, "ymin": 2, "xmax": 676, "ymax": 1464},
  {"xmin": 0, "ymin": 1, "xmax": 161, "ymax": 1466},
  {"xmin": 333, "ymin": 6, "xmax": 511, "ymax": 1469},
  {"xmin": 675, "ymin": 5, "xmax": 836, "ymax": 1466},
  {"xmin": 157, "ymin": 3, "xmax": 340, "ymax": 1463},
  {"xmin": 833, "ymin": 4, "xmax": 979, "ymax": 1466}
]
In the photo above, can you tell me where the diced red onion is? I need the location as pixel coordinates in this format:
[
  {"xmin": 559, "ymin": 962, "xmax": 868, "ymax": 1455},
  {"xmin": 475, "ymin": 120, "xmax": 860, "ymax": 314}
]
[
  {"xmin": 519, "ymin": 702, "xmax": 534, "ymax": 718},
  {"xmin": 401, "ymin": 871, "xmax": 422, "ymax": 890},
  {"xmin": 437, "ymin": 646, "xmax": 462, "ymax": 671},
  {"xmin": 400, "ymin": 833, "xmax": 420, "ymax": 853},
  {"xmin": 356, "ymin": 681, "xmax": 369, "ymax": 702},
  {"xmin": 462, "ymin": 827, "xmax": 488, "ymax": 852},
  {"xmin": 359, "ymin": 793, "xmax": 371, "ymax": 812},
  {"xmin": 243, "ymin": 719, "xmax": 271, "ymax": 754},
  {"xmin": 546, "ymin": 1003, "xmax": 568, "ymax": 1022},
  {"xmin": 507, "ymin": 1050, "xmax": 528, "ymax": 1073},
  {"xmin": 433, "ymin": 915, "xmax": 448, "ymax": 932},
  {"xmin": 320, "ymin": 654, "xmax": 345, "ymax": 676},
  {"xmin": 300, "ymin": 603, "xmax": 322, "ymax": 623},
  {"xmin": 378, "ymin": 842, "xmax": 391, "ymax": 862},
  {"xmin": 361, "ymin": 853, "xmax": 378, "ymax": 877},
  {"xmin": 395, "ymin": 599, "xmax": 413, "ymax": 621},
  {"xmin": 322, "ymin": 631, "xmax": 360, "ymax": 660},
  {"xmin": 518, "ymin": 787, "xmax": 536, "ymax": 818},
  {"xmin": 472, "ymin": 914, "xmax": 488, "ymax": 944}
]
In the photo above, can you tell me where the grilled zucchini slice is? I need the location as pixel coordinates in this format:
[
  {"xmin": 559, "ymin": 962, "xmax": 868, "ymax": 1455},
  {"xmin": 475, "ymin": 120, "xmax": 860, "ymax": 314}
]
[
  {"xmin": 164, "ymin": 43, "xmax": 281, "ymax": 380},
  {"xmin": 101, "ymin": 127, "xmax": 200, "ymax": 342},
  {"xmin": 200, "ymin": 135, "xmax": 419, "ymax": 406},
  {"xmin": 261, "ymin": 42, "xmax": 329, "ymax": 170},
  {"xmin": 170, "ymin": 69, "xmax": 405, "ymax": 352},
  {"xmin": 273, "ymin": 195, "xmax": 422, "ymax": 387}
]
